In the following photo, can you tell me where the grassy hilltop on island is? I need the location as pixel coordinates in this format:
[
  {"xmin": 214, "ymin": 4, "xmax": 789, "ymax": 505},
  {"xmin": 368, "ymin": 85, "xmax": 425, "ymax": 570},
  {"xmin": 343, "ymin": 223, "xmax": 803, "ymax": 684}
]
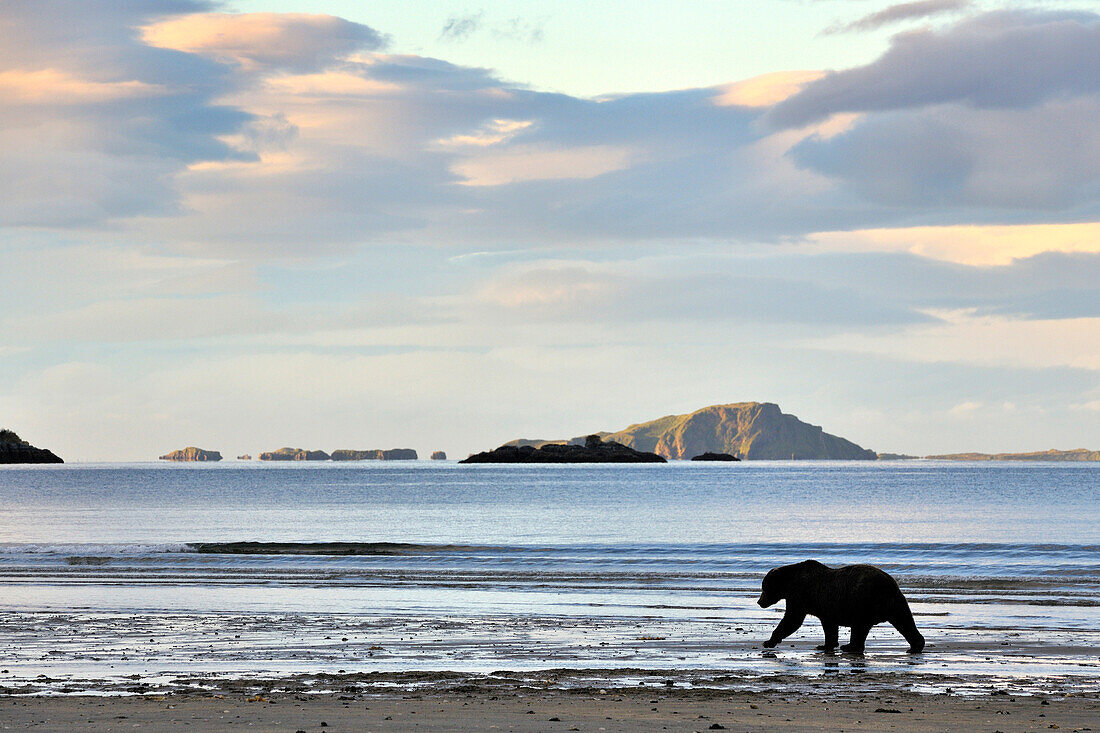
[{"xmin": 507, "ymin": 403, "xmax": 876, "ymax": 460}]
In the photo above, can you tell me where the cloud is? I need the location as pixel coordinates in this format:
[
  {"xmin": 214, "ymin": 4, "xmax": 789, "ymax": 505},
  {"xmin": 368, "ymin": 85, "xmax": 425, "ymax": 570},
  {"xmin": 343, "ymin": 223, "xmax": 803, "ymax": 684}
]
[
  {"xmin": 825, "ymin": 0, "xmax": 971, "ymax": 35},
  {"xmin": 808, "ymin": 222, "xmax": 1100, "ymax": 266},
  {"xmin": 3, "ymin": 3, "xmax": 1099, "ymax": 462},
  {"xmin": 740, "ymin": 250, "xmax": 1100, "ymax": 322},
  {"xmin": 474, "ymin": 260, "xmax": 931, "ymax": 328},
  {"xmin": 770, "ymin": 10, "xmax": 1100, "ymax": 129},
  {"xmin": 439, "ymin": 12, "xmax": 545, "ymax": 44},
  {"xmin": 804, "ymin": 310, "xmax": 1100, "ymax": 370},
  {"xmin": 435, "ymin": 118, "xmax": 534, "ymax": 148},
  {"xmin": 948, "ymin": 400, "xmax": 982, "ymax": 417},
  {"xmin": 790, "ymin": 96, "xmax": 1100, "ymax": 212},
  {"xmin": 491, "ymin": 17, "xmax": 546, "ymax": 44},
  {"xmin": 0, "ymin": 1, "xmax": 252, "ymax": 227},
  {"xmin": 2, "ymin": 4, "xmax": 1098, "ymax": 255},
  {"xmin": 439, "ymin": 12, "xmax": 484, "ymax": 42},
  {"xmin": 452, "ymin": 144, "xmax": 637, "ymax": 186},
  {"xmin": 142, "ymin": 12, "xmax": 388, "ymax": 72},
  {"xmin": 0, "ymin": 69, "xmax": 166, "ymax": 103},
  {"xmin": 712, "ymin": 70, "xmax": 825, "ymax": 108}
]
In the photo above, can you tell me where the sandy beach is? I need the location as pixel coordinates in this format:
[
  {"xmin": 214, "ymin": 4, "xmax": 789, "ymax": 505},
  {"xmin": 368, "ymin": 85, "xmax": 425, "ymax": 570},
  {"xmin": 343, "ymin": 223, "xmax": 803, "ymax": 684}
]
[{"xmin": 3, "ymin": 685, "xmax": 1097, "ymax": 733}]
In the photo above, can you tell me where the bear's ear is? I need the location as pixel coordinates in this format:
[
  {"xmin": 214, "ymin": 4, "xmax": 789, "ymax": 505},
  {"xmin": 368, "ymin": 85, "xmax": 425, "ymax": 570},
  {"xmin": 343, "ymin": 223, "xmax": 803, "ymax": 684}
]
[{"xmin": 763, "ymin": 567, "xmax": 787, "ymax": 591}]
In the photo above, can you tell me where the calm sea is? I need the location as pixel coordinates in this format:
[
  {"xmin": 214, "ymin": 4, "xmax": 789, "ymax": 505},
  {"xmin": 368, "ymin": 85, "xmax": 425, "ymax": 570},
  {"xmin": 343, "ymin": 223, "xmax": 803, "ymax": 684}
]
[{"xmin": 0, "ymin": 461, "xmax": 1096, "ymax": 695}]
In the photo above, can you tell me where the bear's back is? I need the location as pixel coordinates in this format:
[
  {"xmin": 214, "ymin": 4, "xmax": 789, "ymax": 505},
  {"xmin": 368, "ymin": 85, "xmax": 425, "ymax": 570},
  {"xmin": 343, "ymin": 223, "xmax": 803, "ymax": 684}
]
[{"xmin": 828, "ymin": 564, "xmax": 905, "ymax": 623}]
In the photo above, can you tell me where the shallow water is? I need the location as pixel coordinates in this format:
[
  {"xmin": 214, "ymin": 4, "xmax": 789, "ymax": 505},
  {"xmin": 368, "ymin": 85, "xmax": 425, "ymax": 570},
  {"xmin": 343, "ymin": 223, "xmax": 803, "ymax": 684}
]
[{"xmin": 0, "ymin": 461, "xmax": 1096, "ymax": 695}]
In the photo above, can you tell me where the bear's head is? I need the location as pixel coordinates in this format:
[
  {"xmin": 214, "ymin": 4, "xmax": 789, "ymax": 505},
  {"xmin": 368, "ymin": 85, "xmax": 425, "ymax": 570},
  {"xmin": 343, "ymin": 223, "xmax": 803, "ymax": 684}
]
[{"xmin": 757, "ymin": 567, "xmax": 786, "ymax": 608}]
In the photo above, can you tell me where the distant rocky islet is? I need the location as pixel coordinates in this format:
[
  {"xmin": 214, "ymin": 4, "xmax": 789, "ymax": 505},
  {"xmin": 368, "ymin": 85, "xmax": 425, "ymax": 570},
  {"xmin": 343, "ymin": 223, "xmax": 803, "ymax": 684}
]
[
  {"xmin": 331, "ymin": 448, "xmax": 417, "ymax": 461},
  {"xmin": 0, "ymin": 429, "xmax": 63, "ymax": 464},
  {"xmin": 690, "ymin": 452, "xmax": 741, "ymax": 461},
  {"xmin": 926, "ymin": 448, "xmax": 1100, "ymax": 462},
  {"xmin": 461, "ymin": 434, "xmax": 665, "ymax": 464},
  {"xmin": 159, "ymin": 447, "xmax": 222, "ymax": 462}
]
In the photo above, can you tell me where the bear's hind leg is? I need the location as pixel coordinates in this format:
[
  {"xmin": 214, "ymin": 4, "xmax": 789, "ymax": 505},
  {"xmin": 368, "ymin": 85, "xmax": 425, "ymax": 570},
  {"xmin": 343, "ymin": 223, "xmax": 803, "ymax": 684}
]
[
  {"xmin": 840, "ymin": 624, "xmax": 870, "ymax": 654},
  {"xmin": 889, "ymin": 605, "xmax": 925, "ymax": 653},
  {"xmin": 816, "ymin": 620, "xmax": 839, "ymax": 651}
]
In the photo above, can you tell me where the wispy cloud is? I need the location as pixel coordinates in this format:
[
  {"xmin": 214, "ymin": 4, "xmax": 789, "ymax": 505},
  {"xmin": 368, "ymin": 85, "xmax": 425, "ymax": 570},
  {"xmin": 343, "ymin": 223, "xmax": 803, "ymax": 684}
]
[
  {"xmin": 439, "ymin": 11, "xmax": 546, "ymax": 43},
  {"xmin": 492, "ymin": 16, "xmax": 547, "ymax": 44},
  {"xmin": 439, "ymin": 11, "xmax": 484, "ymax": 41},
  {"xmin": 824, "ymin": 0, "xmax": 971, "ymax": 35}
]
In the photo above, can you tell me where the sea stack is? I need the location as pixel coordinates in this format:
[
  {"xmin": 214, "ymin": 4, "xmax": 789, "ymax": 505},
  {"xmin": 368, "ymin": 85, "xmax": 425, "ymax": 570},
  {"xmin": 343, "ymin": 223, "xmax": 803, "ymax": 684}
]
[
  {"xmin": 159, "ymin": 447, "xmax": 222, "ymax": 462},
  {"xmin": 430, "ymin": 451, "xmax": 447, "ymax": 460}
]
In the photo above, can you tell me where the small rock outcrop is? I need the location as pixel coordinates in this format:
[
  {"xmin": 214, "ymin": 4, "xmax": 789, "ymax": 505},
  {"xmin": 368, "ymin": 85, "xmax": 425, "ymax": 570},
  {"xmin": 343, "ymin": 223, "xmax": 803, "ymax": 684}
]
[
  {"xmin": 259, "ymin": 447, "xmax": 330, "ymax": 461},
  {"xmin": 330, "ymin": 448, "xmax": 418, "ymax": 461},
  {"xmin": 691, "ymin": 452, "xmax": 740, "ymax": 461},
  {"xmin": 237, "ymin": 454, "xmax": 252, "ymax": 460},
  {"xmin": 159, "ymin": 446, "xmax": 222, "ymax": 462},
  {"xmin": 460, "ymin": 434, "xmax": 666, "ymax": 464},
  {"xmin": 430, "ymin": 451, "xmax": 447, "ymax": 460},
  {"xmin": 0, "ymin": 429, "xmax": 63, "ymax": 464}
]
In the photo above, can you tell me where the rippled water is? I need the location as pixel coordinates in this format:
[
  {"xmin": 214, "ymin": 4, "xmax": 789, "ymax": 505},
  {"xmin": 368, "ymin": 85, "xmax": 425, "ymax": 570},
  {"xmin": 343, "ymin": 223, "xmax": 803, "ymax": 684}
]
[{"xmin": 0, "ymin": 461, "xmax": 1096, "ymax": 695}]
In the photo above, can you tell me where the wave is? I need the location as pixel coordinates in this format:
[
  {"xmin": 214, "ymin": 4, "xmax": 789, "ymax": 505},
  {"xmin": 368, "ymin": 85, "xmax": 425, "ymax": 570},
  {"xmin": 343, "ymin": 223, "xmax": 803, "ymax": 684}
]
[{"xmin": 187, "ymin": 542, "xmax": 509, "ymax": 555}]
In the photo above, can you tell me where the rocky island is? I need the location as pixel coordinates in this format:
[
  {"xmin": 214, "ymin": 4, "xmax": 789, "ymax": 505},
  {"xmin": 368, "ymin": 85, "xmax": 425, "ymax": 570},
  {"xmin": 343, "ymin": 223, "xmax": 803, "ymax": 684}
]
[
  {"xmin": 431, "ymin": 451, "xmax": 447, "ymax": 460},
  {"xmin": 505, "ymin": 402, "xmax": 876, "ymax": 460},
  {"xmin": 159, "ymin": 447, "xmax": 222, "ymax": 462},
  {"xmin": 0, "ymin": 429, "xmax": 63, "ymax": 464},
  {"xmin": 331, "ymin": 448, "xmax": 417, "ymax": 461},
  {"xmin": 461, "ymin": 434, "xmax": 666, "ymax": 463},
  {"xmin": 691, "ymin": 452, "xmax": 741, "ymax": 461},
  {"xmin": 927, "ymin": 449, "xmax": 1100, "ymax": 461},
  {"xmin": 259, "ymin": 447, "xmax": 331, "ymax": 461}
]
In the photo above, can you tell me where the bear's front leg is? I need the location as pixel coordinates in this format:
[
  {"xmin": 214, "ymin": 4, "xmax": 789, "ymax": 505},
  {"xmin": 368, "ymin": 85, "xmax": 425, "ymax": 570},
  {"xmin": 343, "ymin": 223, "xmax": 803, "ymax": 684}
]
[
  {"xmin": 815, "ymin": 620, "xmax": 839, "ymax": 651},
  {"xmin": 763, "ymin": 608, "xmax": 806, "ymax": 648},
  {"xmin": 840, "ymin": 624, "xmax": 871, "ymax": 654}
]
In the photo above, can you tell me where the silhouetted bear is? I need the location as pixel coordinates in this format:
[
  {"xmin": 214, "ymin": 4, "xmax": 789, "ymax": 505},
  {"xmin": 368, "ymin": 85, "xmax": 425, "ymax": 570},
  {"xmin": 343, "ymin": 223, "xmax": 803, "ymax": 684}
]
[{"xmin": 757, "ymin": 560, "xmax": 925, "ymax": 654}]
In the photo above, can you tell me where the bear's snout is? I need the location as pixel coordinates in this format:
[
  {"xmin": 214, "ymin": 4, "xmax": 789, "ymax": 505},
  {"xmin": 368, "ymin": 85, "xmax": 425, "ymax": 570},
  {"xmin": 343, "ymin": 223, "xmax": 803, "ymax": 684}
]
[{"xmin": 757, "ymin": 592, "xmax": 775, "ymax": 608}]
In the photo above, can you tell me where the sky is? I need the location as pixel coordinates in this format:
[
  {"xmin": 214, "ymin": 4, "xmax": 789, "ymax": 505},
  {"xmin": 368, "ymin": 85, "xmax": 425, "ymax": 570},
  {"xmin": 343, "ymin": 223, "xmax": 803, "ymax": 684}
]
[{"xmin": 1, "ymin": 0, "xmax": 1099, "ymax": 461}]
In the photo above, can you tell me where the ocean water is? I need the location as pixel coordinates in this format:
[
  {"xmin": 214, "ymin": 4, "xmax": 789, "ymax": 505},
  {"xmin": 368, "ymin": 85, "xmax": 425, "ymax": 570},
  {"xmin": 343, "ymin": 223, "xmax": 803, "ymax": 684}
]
[{"xmin": 0, "ymin": 461, "xmax": 1096, "ymax": 696}]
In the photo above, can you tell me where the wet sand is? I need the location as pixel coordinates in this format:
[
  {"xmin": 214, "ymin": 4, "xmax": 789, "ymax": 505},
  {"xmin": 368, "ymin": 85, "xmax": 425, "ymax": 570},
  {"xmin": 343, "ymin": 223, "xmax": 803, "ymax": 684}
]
[{"xmin": 3, "ymin": 686, "xmax": 1097, "ymax": 732}]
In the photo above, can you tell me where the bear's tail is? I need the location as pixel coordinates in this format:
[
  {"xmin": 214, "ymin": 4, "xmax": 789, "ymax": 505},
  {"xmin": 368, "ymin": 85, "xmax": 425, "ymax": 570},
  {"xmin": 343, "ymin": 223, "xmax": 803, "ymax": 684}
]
[{"xmin": 889, "ymin": 600, "xmax": 925, "ymax": 653}]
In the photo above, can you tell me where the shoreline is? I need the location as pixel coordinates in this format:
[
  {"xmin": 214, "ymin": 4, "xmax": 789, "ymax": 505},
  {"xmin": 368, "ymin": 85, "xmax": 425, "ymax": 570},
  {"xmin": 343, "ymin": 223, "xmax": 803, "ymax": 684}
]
[
  {"xmin": 3, "ymin": 685, "xmax": 1097, "ymax": 732},
  {"xmin": 3, "ymin": 664, "xmax": 1098, "ymax": 698}
]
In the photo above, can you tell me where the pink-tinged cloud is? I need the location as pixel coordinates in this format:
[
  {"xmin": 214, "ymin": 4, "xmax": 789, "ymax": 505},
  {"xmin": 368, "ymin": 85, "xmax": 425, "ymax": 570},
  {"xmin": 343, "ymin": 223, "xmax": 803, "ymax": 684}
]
[
  {"xmin": 0, "ymin": 69, "xmax": 166, "ymax": 103},
  {"xmin": 142, "ymin": 12, "xmax": 387, "ymax": 71},
  {"xmin": 712, "ymin": 71, "xmax": 824, "ymax": 108}
]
